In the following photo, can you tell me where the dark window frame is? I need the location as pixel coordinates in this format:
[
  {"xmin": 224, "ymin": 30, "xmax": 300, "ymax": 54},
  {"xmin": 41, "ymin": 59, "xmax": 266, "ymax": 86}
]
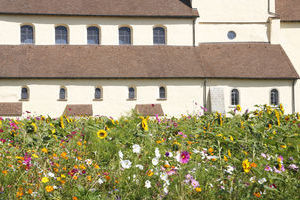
[
  {"xmin": 153, "ymin": 27, "xmax": 166, "ymax": 45},
  {"xmin": 271, "ymin": 89, "xmax": 279, "ymax": 105},
  {"xmin": 21, "ymin": 25, "xmax": 34, "ymax": 44},
  {"xmin": 87, "ymin": 26, "xmax": 100, "ymax": 45},
  {"xmin": 119, "ymin": 26, "xmax": 132, "ymax": 45},
  {"xmin": 21, "ymin": 87, "xmax": 29, "ymax": 100},
  {"xmin": 94, "ymin": 87, "xmax": 102, "ymax": 100},
  {"xmin": 128, "ymin": 87, "xmax": 135, "ymax": 99},
  {"xmin": 55, "ymin": 26, "xmax": 68, "ymax": 45},
  {"xmin": 159, "ymin": 86, "xmax": 166, "ymax": 99},
  {"xmin": 59, "ymin": 87, "xmax": 67, "ymax": 100},
  {"xmin": 231, "ymin": 89, "xmax": 239, "ymax": 106}
]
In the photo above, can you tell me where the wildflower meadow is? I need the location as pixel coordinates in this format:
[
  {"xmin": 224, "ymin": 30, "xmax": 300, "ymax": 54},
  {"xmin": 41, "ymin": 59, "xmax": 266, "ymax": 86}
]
[{"xmin": 0, "ymin": 105, "xmax": 299, "ymax": 199}]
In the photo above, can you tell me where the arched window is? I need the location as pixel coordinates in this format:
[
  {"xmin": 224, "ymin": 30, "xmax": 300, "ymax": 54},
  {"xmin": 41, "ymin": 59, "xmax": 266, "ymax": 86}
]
[
  {"xmin": 21, "ymin": 87, "xmax": 29, "ymax": 100},
  {"xmin": 95, "ymin": 88, "xmax": 102, "ymax": 99},
  {"xmin": 59, "ymin": 87, "xmax": 66, "ymax": 100},
  {"xmin": 128, "ymin": 87, "xmax": 135, "ymax": 99},
  {"xmin": 87, "ymin": 26, "xmax": 99, "ymax": 45},
  {"xmin": 153, "ymin": 27, "xmax": 166, "ymax": 45},
  {"xmin": 21, "ymin": 25, "xmax": 34, "ymax": 44},
  {"xmin": 271, "ymin": 89, "xmax": 279, "ymax": 105},
  {"xmin": 159, "ymin": 87, "xmax": 166, "ymax": 99},
  {"xmin": 119, "ymin": 27, "xmax": 131, "ymax": 45},
  {"xmin": 55, "ymin": 26, "xmax": 68, "ymax": 44},
  {"xmin": 231, "ymin": 89, "xmax": 239, "ymax": 105}
]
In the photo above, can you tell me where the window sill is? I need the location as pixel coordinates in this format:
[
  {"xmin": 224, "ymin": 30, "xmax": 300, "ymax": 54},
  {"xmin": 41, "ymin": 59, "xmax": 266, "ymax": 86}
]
[
  {"xmin": 19, "ymin": 99, "xmax": 29, "ymax": 101},
  {"xmin": 228, "ymin": 105, "xmax": 237, "ymax": 108},
  {"xmin": 157, "ymin": 98, "xmax": 167, "ymax": 101},
  {"xmin": 127, "ymin": 98, "xmax": 137, "ymax": 101},
  {"xmin": 93, "ymin": 98, "xmax": 103, "ymax": 101},
  {"xmin": 57, "ymin": 99, "xmax": 68, "ymax": 101}
]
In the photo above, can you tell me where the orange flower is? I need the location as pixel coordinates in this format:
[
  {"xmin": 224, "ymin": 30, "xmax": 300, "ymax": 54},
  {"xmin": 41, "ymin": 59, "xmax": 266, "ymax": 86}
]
[
  {"xmin": 254, "ymin": 192, "xmax": 261, "ymax": 198},
  {"xmin": 77, "ymin": 141, "xmax": 82, "ymax": 146},
  {"xmin": 73, "ymin": 176, "xmax": 78, "ymax": 180},
  {"xmin": 2, "ymin": 170, "xmax": 8, "ymax": 175},
  {"xmin": 41, "ymin": 148, "xmax": 48, "ymax": 153},
  {"xmin": 27, "ymin": 189, "xmax": 33, "ymax": 195},
  {"xmin": 251, "ymin": 163, "xmax": 257, "ymax": 168},
  {"xmin": 208, "ymin": 147, "xmax": 214, "ymax": 154},
  {"xmin": 72, "ymin": 197, "xmax": 78, "ymax": 200},
  {"xmin": 147, "ymin": 170, "xmax": 154, "ymax": 177},
  {"xmin": 45, "ymin": 185, "xmax": 54, "ymax": 192}
]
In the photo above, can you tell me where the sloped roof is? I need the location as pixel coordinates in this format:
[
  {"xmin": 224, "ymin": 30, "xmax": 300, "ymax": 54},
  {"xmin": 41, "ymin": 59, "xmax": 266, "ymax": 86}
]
[
  {"xmin": 0, "ymin": 0, "xmax": 198, "ymax": 18},
  {"xmin": 276, "ymin": 0, "xmax": 300, "ymax": 21},
  {"xmin": 0, "ymin": 44, "xmax": 298, "ymax": 79}
]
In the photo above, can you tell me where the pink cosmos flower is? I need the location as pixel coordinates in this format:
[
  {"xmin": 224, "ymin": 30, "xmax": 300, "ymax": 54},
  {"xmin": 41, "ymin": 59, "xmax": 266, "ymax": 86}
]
[
  {"xmin": 178, "ymin": 132, "xmax": 187, "ymax": 138},
  {"xmin": 265, "ymin": 165, "xmax": 272, "ymax": 172},
  {"xmin": 155, "ymin": 114, "xmax": 161, "ymax": 123},
  {"xmin": 191, "ymin": 179, "xmax": 200, "ymax": 189},
  {"xmin": 180, "ymin": 151, "xmax": 190, "ymax": 164}
]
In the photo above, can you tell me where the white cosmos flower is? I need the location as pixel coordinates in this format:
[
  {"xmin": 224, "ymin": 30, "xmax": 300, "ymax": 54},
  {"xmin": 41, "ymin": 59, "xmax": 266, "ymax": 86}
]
[
  {"xmin": 225, "ymin": 166, "xmax": 235, "ymax": 174},
  {"xmin": 85, "ymin": 159, "xmax": 92, "ymax": 166},
  {"xmin": 145, "ymin": 180, "xmax": 151, "ymax": 188},
  {"xmin": 135, "ymin": 164, "xmax": 144, "ymax": 170},
  {"xmin": 118, "ymin": 151, "xmax": 123, "ymax": 160},
  {"xmin": 160, "ymin": 173, "xmax": 168, "ymax": 181},
  {"xmin": 155, "ymin": 148, "xmax": 161, "ymax": 158},
  {"xmin": 250, "ymin": 177, "xmax": 256, "ymax": 183},
  {"xmin": 258, "ymin": 178, "xmax": 267, "ymax": 184},
  {"xmin": 47, "ymin": 172, "xmax": 55, "ymax": 177},
  {"xmin": 98, "ymin": 178, "xmax": 104, "ymax": 185},
  {"xmin": 120, "ymin": 160, "xmax": 132, "ymax": 169},
  {"xmin": 132, "ymin": 144, "xmax": 141, "ymax": 154},
  {"xmin": 163, "ymin": 187, "xmax": 169, "ymax": 194},
  {"xmin": 152, "ymin": 157, "xmax": 159, "ymax": 166}
]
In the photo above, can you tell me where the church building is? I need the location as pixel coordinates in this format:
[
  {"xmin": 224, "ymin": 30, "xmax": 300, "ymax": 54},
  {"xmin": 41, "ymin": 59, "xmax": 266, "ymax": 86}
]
[{"xmin": 0, "ymin": 0, "xmax": 299, "ymax": 117}]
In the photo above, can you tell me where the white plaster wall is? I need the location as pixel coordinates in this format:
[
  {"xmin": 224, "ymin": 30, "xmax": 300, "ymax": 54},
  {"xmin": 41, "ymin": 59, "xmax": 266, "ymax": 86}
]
[
  {"xmin": 197, "ymin": 23, "xmax": 269, "ymax": 43},
  {"xmin": 193, "ymin": 0, "xmax": 270, "ymax": 22},
  {"xmin": 0, "ymin": 79, "xmax": 204, "ymax": 118},
  {"xmin": 280, "ymin": 23, "xmax": 300, "ymax": 112},
  {"xmin": 0, "ymin": 15, "xmax": 193, "ymax": 46},
  {"xmin": 206, "ymin": 79, "xmax": 293, "ymax": 114}
]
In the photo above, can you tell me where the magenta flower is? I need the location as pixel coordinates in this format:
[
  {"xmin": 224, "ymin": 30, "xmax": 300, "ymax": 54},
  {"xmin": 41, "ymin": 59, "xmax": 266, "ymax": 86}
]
[
  {"xmin": 180, "ymin": 151, "xmax": 190, "ymax": 164},
  {"xmin": 178, "ymin": 132, "xmax": 187, "ymax": 138}
]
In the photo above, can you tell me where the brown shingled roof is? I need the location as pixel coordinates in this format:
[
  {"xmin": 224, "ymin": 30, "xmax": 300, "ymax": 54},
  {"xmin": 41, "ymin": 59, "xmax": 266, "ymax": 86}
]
[
  {"xmin": 0, "ymin": 0, "xmax": 198, "ymax": 17},
  {"xmin": 64, "ymin": 104, "xmax": 93, "ymax": 116},
  {"xmin": 276, "ymin": 0, "xmax": 300, "ymax": 21},
  {"xmin": 135, "ymin": 104, "xmax": 164, "ymax": 116},
  {"xmin": 0, "ymin": 103, "xmax": 22, "ymax": 116},
  {"xmin": 0, "ymin": 44, "xmax": 298, "ymax": 79}
]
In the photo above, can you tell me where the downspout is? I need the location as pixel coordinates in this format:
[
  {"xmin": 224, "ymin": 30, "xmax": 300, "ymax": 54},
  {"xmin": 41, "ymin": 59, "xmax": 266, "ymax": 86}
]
[
  {"xmin": 292, "ymin": 79, "xmax": 296, "ymax": 113},
  {"xmin": 193, "ymin": 18, "xmax": 196, "ymax": 47},
  {"xmin": 203, "ymin": 79, "xmax": 207, "ymax": 109}
]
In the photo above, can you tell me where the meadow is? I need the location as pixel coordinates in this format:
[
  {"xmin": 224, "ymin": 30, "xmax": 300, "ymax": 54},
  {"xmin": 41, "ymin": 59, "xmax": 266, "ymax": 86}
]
[{"xmin": 0, "ymin": 105, "xmax": 299, "ymax": 199}]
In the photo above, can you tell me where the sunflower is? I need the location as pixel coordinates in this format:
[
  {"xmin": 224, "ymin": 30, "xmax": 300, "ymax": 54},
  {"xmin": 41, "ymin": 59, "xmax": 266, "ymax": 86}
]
[
  {"xmin": 236, "ymin": 105, "xmax": 241, "ymax": 112},
  {"xmin": 97, "ymin": 130, "xmax": 107, "ymax": 139}
]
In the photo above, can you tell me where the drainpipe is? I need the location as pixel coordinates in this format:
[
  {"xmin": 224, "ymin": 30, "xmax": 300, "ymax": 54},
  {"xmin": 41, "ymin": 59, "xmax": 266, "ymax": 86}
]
[
  {"xmin": 203, "ymin": 79, "xmax": 207, "ymax": 109},
  {"xmin": 193, "ymin": 18, "xmax": 196, "ymax": 47},
  {"xmin": 292, "ymin": 79, "xmax": 296, "ymax": 113}
]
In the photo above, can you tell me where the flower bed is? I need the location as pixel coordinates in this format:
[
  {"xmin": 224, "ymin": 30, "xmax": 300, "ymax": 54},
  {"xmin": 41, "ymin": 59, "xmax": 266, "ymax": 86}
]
[{"xmin": 0, "ymin": 105, "xmax": 299, "ymax": 199}]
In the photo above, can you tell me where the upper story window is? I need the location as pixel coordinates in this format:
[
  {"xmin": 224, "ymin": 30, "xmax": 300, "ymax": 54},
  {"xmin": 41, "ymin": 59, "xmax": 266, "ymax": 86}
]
[
  {"xmin": 119, "ymin": 27, "xmax": 131, "ymax": 45},
  {"xmin": 21, "ymin": 25, "xmax": 34, "ymax": 44},
  {"xmin": 95, "ymin": 87, "xmax": 102, "ymax": 100},
  {"xmin": 271, "ymin": 89, "xmax": 279, "ymax": 105},
  {"xmin": 21, "ymin": 87, "xmax": 29, "ymax": 100},
  {"xmin": 153, "ymin": 27, "xmax": 166, "ymax": 45},
  {"xmin": 231, "ymin": 89, "xmax": 239, "ymax": 106},
  {"xmin": 87, "ymin": 26, "xmax": 100, "ymax": 45},
  {"xmin": 55, "ymin": 26, "xmax": 68, "ymax": 44},
  {"xmin": 59, "ymin": 87, "xmax": 67, "ymax": 100},
  {"xmin": 128, "ymin": 87, "xmax": 135, "ymax": 99},
  {"xmin": 159, "ymin": 86, "xmax": 166, "ymax": 99}
]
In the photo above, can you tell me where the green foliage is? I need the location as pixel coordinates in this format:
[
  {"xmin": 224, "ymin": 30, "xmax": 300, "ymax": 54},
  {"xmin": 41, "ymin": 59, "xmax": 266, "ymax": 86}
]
[{"xmin": 0, "ymin": 105, "xmax": 299, "ymax": 199}]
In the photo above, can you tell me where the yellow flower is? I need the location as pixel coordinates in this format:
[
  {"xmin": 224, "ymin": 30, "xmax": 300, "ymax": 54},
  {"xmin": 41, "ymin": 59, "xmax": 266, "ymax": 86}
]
[
  {"xmin": 230, "ymin": 136, "xmax": 234, "ymax": 141},
  {"xmin": 141, "ymin": 116, "xmax": 149, "ymax": 131},
  {"xmin": 208, "ymin": 147, "xmax": 214, "ymax": 154},
  {"xmin": 147, "ymin": 170, "xmax": 154, "ymax": 177},
  {"xmin": 97, "ymin": 130, "xmax": 107, "ymax": 139},
  {"xmin": 242, "ymin": 159, "xmax": 251, "ymax": 173},
  {"xmin": 60, "ymin": 116, "xmax": 65, "ymax": 129},
  {"xmin": 32, "ymin": 154, "xmax": 39, "ymax": 158},
  {"xmin": 41, "ymin": 148, "xmax": 48, "ymax": 153},
  {"xmin": 41, "ymin": 177, "xmax": 49, "ymax": 183},
  {"xmin": 224, "ymin": 155, "xmax": 228, "ymax": 162},
  {"xmin": 0, "ymin": 120, "xmax": 2, "ymax": 128},
  {"xmin": 77, "ymin": 141, "xmax": 82, "ymax": 146},
  {"xmin": 45, "ymin": 185, "xmax": 54, "ymax": 192},
  {"xmin": 195, "ymin": 187, "xmax": 202, "ymax": 192},
  {"xmin": 280, "ymin": 145, "xmax": 287, "ymax": 149},
  {"xmin": 31, "ymin": 122, "xmax": 37, "ymax": 132},
  {"xmin": 228, "ymin": 150, "xmax": 232, "ymax": 158},
  {"xmin": 236, "ymin": 105, "xmax": 241, "ymax": 112},
  {"xmin": 279, "ymin": 104, "xmax": 284, "ymax": 113},
  {"xmin": 51, "ymin": 129, "xmax": 56, "ymax": 134}
]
